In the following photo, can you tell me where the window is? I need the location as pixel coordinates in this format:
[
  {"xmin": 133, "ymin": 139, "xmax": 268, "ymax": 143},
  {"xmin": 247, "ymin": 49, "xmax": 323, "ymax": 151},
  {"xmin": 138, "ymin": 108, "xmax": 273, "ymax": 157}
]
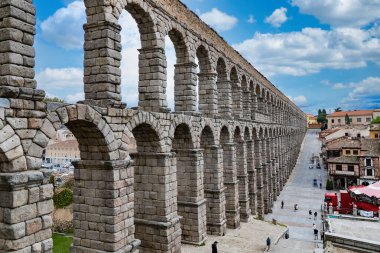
[
  {"xmin": 365, "ymin": 158, "xmax": 372, "ymax": 166},
  {"xmin": 353, "ymin": 150, "xmax": 358, "ymax": 155},
  {"xmin": 357, "ymin": 117, "xmax": 362, "ymax": 123},
  {"xmin": 345, "ymin": 132, "xmax": 349, "ymax": 136},
  {"xmin": 366, "ymin": 117, "xmax": 371, "ymax": 122},
  {"xmin": 366, "ymin": 168, "xmax": 373, "ymax": 177},
  {"xmin": 338, "ymin": 119, "xmax": 341, "ymax": 123},
  {"xmin": 332, "ymin": 119, "xmax": 335, "ymax": 123},
  {"xmin": 336, "ymin": 164, "xmax": 342, "ymax": 171},
  {"xmin": 346, "ymin": 150, "xmax": 351, "ymax": 155},
  {"xmin": 348, "ymin": 165, "xmax": 354, "ymax": 172},
  {"xmin": 375, "ymin": 133, "xmax": 379, "ymax": 138},
  {"xmin": 350, "ymin": 118, "xmax": 352, "ymax": 123},
  {"xmin": 357, "ymin": 133, "xmax": 361, "ymax": 138}
]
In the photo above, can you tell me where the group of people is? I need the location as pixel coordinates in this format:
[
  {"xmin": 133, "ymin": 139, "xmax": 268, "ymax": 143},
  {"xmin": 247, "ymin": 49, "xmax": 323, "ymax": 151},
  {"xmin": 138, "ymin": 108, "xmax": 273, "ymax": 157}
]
[
  {"xmin": 309, "ymin": 209, "xmax": 318, "ymax": 220},
  {"xmin": 281, "ymin": 201, "xmax": 324, "ymax": 242},
  {"xmin": 209, "ymin": 200, "xmax": 325, "ymax": 252}
]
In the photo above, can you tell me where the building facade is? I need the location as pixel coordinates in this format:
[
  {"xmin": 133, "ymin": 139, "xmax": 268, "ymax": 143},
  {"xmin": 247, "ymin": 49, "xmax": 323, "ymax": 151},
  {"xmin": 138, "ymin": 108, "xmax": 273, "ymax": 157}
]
[
  {"xmin": 369, "ymin": 124, "xmax": 380, "ymax": 139},
  {"xmin": 327, "ymin": 110, "xmax": 374, "ymax": 129},
  {"xmin": 44, "ymin": 140, "xmax": 80, "ymax": 165},
  {"xmin": 326, "ymin": 137, "xmax": 380, "ymax": 189}
]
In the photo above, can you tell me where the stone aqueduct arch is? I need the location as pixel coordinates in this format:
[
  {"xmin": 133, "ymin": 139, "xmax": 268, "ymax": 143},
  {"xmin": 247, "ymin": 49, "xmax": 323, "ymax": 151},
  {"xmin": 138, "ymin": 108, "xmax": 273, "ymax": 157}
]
[{"xmin": 0, "ymin": 0, "xmax": 306, "ymax": 252}]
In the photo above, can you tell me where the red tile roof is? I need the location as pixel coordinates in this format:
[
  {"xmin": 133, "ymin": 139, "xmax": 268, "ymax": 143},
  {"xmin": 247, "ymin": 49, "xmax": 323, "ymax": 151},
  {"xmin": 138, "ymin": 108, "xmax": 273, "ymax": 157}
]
[{"xmin": 327, "ymin": 110, "xmax": 373, "ymax": 117}]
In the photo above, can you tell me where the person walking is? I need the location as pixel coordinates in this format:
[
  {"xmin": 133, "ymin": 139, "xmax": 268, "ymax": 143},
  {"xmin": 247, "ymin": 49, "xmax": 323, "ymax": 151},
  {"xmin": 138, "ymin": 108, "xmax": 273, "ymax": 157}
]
[
  {"xmin": 281, "ymin": 200, "xmax": 284, "ymax": 209},
  {"xmin": 266, "ymin": 237, "xmax": 271, "ymax": 251},
  {"xmin": 314, "ymin": 211, "xmax": 317, "ymax": 220},
  {"xmin": 321, "ymin": 231, "xmax": 325, "ymax": 241},
  {"xmin": 314, "ymin": 228, "xmax": 319, "ymax": 240},
  {"xmin": 319, "ymin": 182, "xmax": 322, "ymax": 189},
  {"xmin": 294, "ymin": 204, "xmax": 298, "ymax": 211},
  {"xmin": 309, "ymin": 210, "xmax": 312, "ymax": 219},
  {"xmin": 212, "ymin": 241, "xmax": 218, "ymax": 253}
]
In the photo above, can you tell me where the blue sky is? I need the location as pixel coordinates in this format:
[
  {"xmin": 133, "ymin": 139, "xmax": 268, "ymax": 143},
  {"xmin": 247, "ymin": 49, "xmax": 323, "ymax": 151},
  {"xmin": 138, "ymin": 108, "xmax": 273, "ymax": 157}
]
[{"xmin": 33, "ymin": 0, "xmax": 380, "ymax": 115}]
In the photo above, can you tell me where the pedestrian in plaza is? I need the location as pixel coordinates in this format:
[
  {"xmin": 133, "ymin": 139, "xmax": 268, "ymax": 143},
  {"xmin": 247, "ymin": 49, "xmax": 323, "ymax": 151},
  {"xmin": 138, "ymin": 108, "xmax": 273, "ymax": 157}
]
[
  {"xmin": 294, "ymin": 204, "xmax": 298, "ymax": 211},
  {"xmin": 281, "ymin": 200, "xmax": 284, "ymax": 209},
  {"xmin": 314, "ymin": 228, "xmax": 319, "ymax": 240},
  {"xmin": 321, "ymin": 231, "xmax": 325, "ymax": 241},
  {"xmin": 309, "ymin": 210, "xmax": 312, "ymax": 219},
  {"xmin": 319, "ymin": 182, "xmax": 322, "ymax": 189},
  {"xmin": 312, "ymin": 223, "xmax": 316, "ymax": 230},
  {"xmin": 266, "ymin": 237, "xmax": 271, "ymax": 251},
  {"xmin": 212, "ymin": 241, "xmax": 218, "ymax": 253},
  {"xmin": 314, "ymin": 211, "xmax": 317, "ymax": 220}
]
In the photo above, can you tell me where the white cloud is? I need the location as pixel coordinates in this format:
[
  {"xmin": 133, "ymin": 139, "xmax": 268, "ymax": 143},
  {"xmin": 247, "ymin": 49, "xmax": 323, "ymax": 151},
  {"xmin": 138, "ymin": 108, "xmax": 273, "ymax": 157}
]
[
  {"xmin": 233, "ymin": 27, "xmax": 380, "ymax": 76},
  {"xmin": 200, "ymin": 8, "xmax": 238, "ymax": 32},
  {"xmin": 288, "ymin": 95, "xmax": 308, "ymax": 106},
  {"xmin": 40, "ymin": 0, "xmax": 85, "ymax": 49},
  {"xmin": 119, "ymin": 12, "xmax": 141, "ymax": 108},
  {"xmin": 265, "ymin": 7, "xmax": 288, "ymax": 28},
  {"xmin": 332, "ymin": 83, "xmax": 346, "ymax": 89},
  {"xmin": 36, "ymin": 68, "xmax": 83, "ymax": 89},
  {"xmin": 66, "ymin": 92, "xmax": 84, "ymax": 103},
  {"xmin": 248, "ymin": 15, "xmax": 256, "ymax": 24},
  {"xmin": 38, "ymin": 4, "xmax": 177, "ymax": 110},
  {"xmin": 291, "ymin": 0, "xmax": 380, "ymax": 28},
  {"xmin": 342, "ymin": 77, "xmax": 380, "ymax": 108}
]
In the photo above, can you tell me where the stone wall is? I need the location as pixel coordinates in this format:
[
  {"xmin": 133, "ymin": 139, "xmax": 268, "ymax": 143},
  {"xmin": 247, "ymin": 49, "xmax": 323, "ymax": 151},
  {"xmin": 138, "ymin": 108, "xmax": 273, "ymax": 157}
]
[{"xmin": 0, "ymin": 0, "xmax": 306, "ymax": 252}]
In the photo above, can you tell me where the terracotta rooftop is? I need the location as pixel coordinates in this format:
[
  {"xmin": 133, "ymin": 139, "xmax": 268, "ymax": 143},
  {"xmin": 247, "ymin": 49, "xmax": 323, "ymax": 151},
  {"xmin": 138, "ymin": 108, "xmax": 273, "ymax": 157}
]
[
  {"xmin": 327, "ymin": 110, "xmax": 373, "ymax": 117},
  {"xmin": 328, "ymin": 156, "xmax": 359, "ymax": 164},
  {"xmin": 361, "ymin": 139, "xmax": 380, "ymax": 157},
  {"xmin": 370, "ymin": 124, "xmax": 380, "ymax": 131},
  {"xmin": 326, "ymin": 137, "xmax": 361, "ymax": 150},
  {"xmin": 320, "ymin": 129, "xmax": 339, "ymax": 138},
  {"xmin": 46, "ymin": 140, "xmax": 79, "ymax": 149}
]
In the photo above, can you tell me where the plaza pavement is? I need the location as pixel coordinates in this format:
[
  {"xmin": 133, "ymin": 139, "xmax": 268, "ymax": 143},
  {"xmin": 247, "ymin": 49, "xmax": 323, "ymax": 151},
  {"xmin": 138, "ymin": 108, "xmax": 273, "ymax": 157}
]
[{"xmin": 265, "ymin": 129, "xmax": 327, "ymax": 252}]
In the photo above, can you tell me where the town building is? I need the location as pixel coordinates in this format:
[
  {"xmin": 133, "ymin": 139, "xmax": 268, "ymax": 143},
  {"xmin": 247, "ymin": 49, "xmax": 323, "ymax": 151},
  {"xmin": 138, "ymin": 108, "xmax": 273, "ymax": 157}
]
[
  {"xmin": 44, "ymin": 140, "xmax": 80, "ymax": 166},
  {"xmin": 326, "ymin": 110, "xmax": 374, "ymax": 129},
  {"xmin": 369, "ymin": 124, "xmax": 380, "ymax": 139},
  {"xmin": 320, "ymin": 126, "xmax": 368, "ymax": 163},
  {"xmin": 307, "ymin": 114, "xmax": 322, "ymax": 129},
  {"xmin": 326, "ymin": 137, "xmax": 380, "ymax": 189}
]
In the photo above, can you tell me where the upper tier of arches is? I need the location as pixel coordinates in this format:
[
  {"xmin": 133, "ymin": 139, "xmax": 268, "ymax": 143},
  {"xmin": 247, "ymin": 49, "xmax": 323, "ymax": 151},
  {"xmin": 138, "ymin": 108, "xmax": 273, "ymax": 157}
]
[{"xmin": 82, "ymin": 0, "xmax": 305, "ymax": 123}]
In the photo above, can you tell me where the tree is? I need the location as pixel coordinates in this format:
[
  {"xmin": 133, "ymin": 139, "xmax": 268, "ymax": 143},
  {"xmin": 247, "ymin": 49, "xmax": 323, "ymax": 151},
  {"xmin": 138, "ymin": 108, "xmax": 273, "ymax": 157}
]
[
  {"xmin": 317, "ymin": 108, "xmax": 327, "ymax": 124},
  {"xmin": 326, "ymin": 179, "xmax": 333, "ymax": 190},
  {"xmin": 345, "ymin": 114, "xmax": 350, "ymax": 125},
  {"xmin": 44, "ymin": 97, "xmax": 65, "ymax": 103},
  {"xmin": 334, "ymin": 107, "xmax": 342, "ymax": 112},
  {"xmin": 371, "ymin": 117, "xmax": 380, "ymax": 124}
]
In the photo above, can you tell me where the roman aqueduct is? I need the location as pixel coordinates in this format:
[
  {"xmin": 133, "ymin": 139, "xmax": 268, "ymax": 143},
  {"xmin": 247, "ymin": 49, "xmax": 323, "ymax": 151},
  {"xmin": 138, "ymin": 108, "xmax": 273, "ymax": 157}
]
[{"xmin": 0, "ymin": 0, "xmax": 306, "ymax": 252}]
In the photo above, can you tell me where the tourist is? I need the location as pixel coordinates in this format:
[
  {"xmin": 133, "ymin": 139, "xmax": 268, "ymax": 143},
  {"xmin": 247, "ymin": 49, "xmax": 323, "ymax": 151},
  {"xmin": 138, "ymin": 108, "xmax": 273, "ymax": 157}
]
[
  {"xmin": 319, "ymin": 183, "xmax": 322, "ymax": 189},
  {"xmin": 320, "ymin": 231, "xmax": 325, "ymax": 241},
  {"xmin": 312, "ymin": 223, "xmax": 316, "ymax": 230},
  {"xmin": 314, "ymin": 228, "xmax": 319, "ymax": 240},
  {"xmin": 309, "ymin": 210, "xmax": 312, "ymax": 219},
  {"xmin": 314, "ymin": 211, "xmax": 317, "ymax": 220},
  {"xmin": 266, "ymin": 237, "xmax": 271, "ymax": 251},
  {"xmin": 294, "ymin": 204, "xmax": 298, "ymax": 211},
  {"xmin": 212, "ymin": 241, "xmax": 218, "ymax": 253},
  {"xmin": 281, "ymin": 200, "xmax": 284, "ymax": 209}
]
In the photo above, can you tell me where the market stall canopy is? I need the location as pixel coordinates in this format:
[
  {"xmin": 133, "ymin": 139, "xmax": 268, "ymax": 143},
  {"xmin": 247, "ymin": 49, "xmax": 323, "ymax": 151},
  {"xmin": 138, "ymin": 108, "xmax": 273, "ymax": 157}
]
[
  {"xmin": 351, "ymin": 181, "xmax": 380, "ymax": 198},
  {"xmin": 348, "ymin": 181, "xmax": 380, "ymax": 207}
]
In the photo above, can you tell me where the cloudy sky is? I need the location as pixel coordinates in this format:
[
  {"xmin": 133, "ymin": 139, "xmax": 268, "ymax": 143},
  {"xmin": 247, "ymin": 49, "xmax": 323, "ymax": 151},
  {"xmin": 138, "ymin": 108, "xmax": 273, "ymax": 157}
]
[{"xmin": 33, "ymin": 0, "xmax": 380, "ymax": 115}]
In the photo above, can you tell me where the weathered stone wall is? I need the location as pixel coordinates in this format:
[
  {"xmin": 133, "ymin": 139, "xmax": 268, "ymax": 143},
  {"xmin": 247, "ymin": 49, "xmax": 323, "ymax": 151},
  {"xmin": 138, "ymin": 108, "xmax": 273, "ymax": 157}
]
[{"xmin": 0, "ymin": 0, "xmax": 306, "ymax": 252}]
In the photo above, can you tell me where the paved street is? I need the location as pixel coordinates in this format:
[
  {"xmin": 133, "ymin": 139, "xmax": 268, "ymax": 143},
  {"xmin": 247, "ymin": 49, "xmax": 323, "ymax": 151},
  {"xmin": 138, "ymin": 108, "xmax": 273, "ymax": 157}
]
[{"xmin": 265, "ymin": 129, "xmax": 327, "ymax": 252}]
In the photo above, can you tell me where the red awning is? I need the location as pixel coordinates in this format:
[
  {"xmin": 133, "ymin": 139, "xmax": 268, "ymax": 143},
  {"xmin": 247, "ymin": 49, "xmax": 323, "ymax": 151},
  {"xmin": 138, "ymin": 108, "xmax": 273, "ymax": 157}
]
[
  {"xmin": 350, "ymin": 181, "xmax": 380, "ymax": 199},
  {"xmin": 348, "ymin": 181, "xmax": 380, "ymax": 206}
]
